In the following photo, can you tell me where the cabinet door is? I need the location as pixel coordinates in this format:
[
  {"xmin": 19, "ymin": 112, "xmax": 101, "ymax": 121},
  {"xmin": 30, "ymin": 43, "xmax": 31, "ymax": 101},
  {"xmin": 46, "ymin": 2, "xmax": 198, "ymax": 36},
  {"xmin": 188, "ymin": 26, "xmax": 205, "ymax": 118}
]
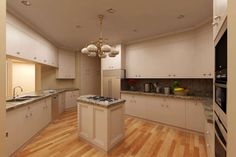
[
  {"xmin": 65, "ymin": 91, "xmax": 74, "ymax": 109},
  {"xmin": 57, "ymin": 50, "xmax": 75, "ymax": 79},
  {"xmin": 146, "ymin": 96, "xmax": 166, "ymax": 123},
  {"xmin": 186, "ymin": 100, "xmax": 205, "ymax": 132},
  {"xmin": 59, "ymin": 93, "xmax": 65, "ymax": 114},
  {"xmin": 121, "ymin": 94, "xmax": 132, "ymax": 115},
  {"xmin": 101, "ymin": 45, "xmax": 122, "ymax": 70},
  {"xmin": 6, "ymin": 106, "xmax": 28, "ymax": 156},
  {"xmin": 164, "ymin": 98, "xmax": 186, "ymax": 128}
]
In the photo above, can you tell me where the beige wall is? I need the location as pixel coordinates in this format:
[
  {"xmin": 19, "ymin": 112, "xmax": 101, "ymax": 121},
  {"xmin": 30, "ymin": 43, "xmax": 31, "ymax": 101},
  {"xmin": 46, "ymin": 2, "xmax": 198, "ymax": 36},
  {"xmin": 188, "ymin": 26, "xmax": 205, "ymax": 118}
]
[
  {"xmin": 227, "ymin": 0, "xmax": 236, "ymax": 156},
  {"xmin": 0, "ymin": 0, "xmax": 6, "ymax": 156},
  {"xmin": 79, "ymin": 53, "xmax": 101, "ymax": 95},
  {"xmin": 12, "ymin": 62, "xmax": 35, "ymax": 95},
  {"xmin": 41, "ymin": 65, "xmax": 75, "ymax": 90}
]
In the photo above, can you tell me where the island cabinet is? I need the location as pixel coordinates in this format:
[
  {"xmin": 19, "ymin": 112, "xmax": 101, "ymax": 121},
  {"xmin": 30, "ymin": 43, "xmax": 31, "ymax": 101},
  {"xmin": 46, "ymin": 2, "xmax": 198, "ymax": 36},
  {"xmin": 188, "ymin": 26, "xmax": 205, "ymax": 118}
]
[
  {"xmin": 121, "ymin": 93, "xmax": 205, "ymax": 132},
  {"xmin": 6, "ymin": 97, "xmax": 52, "ymax": 156},
  {"xmin": 77, "ymin": 102, "xmax": 125, "ymax": 152}
]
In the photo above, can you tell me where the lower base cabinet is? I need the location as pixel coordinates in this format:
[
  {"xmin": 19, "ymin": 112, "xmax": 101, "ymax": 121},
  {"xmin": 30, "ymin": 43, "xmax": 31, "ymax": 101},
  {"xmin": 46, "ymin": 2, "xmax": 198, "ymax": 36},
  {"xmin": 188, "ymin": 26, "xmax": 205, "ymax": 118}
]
[
  {"xmin": 121, "ymin": 93, "xmax": 205, "ymax": 132},
  {"xmin": 6, "ymin": 97, "xmax": 52, "ymax": 156},
  {"xmin": 65, "ymin": 90, "xmax": 80, "ymax": 109}
]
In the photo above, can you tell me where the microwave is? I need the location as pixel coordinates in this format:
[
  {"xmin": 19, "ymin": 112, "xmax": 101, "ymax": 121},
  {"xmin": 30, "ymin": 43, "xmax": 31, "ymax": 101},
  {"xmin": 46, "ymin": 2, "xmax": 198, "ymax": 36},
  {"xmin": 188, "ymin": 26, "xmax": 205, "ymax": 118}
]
[
  {"xmin": 215, "ymin": 30, "xmax": 227, "ymax": 84},
  {"xmin": 215, "ymin": 83, "xmax": 227, "ymax": 114}
]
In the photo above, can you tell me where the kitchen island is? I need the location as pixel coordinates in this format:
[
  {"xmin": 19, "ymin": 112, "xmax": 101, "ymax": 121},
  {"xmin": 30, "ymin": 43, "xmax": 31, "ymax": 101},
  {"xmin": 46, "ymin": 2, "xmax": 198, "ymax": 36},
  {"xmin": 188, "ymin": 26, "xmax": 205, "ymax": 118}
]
[{"xmin": 77, "ymin": 95, "xmax": 125, "ymax": 152}]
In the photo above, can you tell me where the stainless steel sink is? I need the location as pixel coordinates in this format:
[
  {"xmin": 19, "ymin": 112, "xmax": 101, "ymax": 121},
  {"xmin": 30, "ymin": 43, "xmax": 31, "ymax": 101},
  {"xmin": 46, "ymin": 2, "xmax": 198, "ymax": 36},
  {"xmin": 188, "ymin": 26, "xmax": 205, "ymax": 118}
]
[
  {"xmin": 20, "ymin": 95, "xmax": 41, "ymax": 99},
  {"xmin": 6, "ymin": 98, "xmax": 29, "ymax": 102}
]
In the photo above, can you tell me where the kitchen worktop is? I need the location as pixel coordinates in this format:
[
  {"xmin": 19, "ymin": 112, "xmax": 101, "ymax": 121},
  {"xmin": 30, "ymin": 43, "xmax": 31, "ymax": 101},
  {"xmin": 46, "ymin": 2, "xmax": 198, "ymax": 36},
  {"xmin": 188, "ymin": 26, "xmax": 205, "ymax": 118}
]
[
  {"xmin": 77, "ymin": 95, "xmax": 126, "ymax": 108},
  {"xmin": 121, "ymin": 90, "xmax": 212, "ymax": 100},
  {"xmin": 6, "ymin": 88, "xmax": 79, "ymax": 111},
  {"xmin": 121, "ymin": 90, "xmax": 213, "ymax": 123}
]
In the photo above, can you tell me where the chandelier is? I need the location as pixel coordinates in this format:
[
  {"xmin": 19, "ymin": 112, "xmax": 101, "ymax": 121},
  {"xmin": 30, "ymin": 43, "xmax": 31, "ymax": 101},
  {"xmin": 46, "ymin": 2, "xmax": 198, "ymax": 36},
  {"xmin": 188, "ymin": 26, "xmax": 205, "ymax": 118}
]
[{"xmin": 81, "ymin": 15, "xmax": 119, "ymax": 58}]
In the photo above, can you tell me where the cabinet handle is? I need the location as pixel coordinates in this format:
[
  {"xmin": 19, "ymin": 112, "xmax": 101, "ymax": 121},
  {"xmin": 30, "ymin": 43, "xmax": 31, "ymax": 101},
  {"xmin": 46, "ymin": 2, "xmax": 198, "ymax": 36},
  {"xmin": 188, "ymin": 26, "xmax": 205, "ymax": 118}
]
[
  {"xmin": 168, "ymin": 74, "xmax": 171, "ymax": 77},
  {"xmin": 214, "ymin": 16, "xmax": 221, "ymax": 20},
  {"xmin": 203, "ymin": 73, "xmax": 206, "ymax": 76},
  {"xmin": 16, "ymin": 52, "xmax": 20, "ymax": 55},
  {"xmin": 34, "ymin": 57, "xmax": 37, "ymax": 60},
  {"xmin": 208, "ymin": 73, "xmax": 212, "ymax": 76},
  {"xmin": 166, "ymin": 105, "xmax": 169, "ymax": 108},
  {"xmin": 6, "ymin": 132, "xmax": 8, "ymax": 137},
  {"xmin": 30, "ymin": 113, "xmax": 32, "ymax": 117},
  {"xmin": 44, "ymin": 60, "xmax": 47, "ymax": 63},
  {"xmin": 173, "ymin": 74, "xmax": 176, "ymax": 77},
  {"xmin": 25, "ymin": 115, "xmax": 29, "ymax": 118},
  {"xmin": 212, "ymin": 22, "xmax": 218, "ymax": 27}
]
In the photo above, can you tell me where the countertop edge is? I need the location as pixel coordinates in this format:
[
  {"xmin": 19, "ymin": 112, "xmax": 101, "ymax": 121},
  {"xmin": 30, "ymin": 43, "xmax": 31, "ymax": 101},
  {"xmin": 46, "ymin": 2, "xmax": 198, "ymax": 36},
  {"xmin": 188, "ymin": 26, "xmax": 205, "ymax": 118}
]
[{"xmin": 6, "ymin": 88, "xmax": 80, "ymax": 111}]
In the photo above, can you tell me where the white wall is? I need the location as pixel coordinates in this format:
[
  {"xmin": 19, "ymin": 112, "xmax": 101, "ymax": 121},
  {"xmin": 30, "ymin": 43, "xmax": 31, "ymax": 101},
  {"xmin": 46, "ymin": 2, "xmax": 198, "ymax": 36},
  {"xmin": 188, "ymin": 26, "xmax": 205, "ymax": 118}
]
[
  {"xmin": 0, "ymin": 0, "xmax": 6, "ymax": 156},
  {"xmin": 227, "ymin": 0, "xmax": 236, "ymax": 156},
  {"xmin": 12, "ymin": 62, "xmax": 35, "ymax": 95}
]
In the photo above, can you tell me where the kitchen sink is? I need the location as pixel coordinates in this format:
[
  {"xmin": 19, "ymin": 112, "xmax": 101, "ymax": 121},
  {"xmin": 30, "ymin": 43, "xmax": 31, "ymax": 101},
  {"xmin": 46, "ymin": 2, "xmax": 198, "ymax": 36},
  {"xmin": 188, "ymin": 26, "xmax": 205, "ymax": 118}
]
[
  {"xmin": 6, "ymin": 98, "xmax": 30, "ymax": 102},
  {"xmin": 20, "ymin": 95, "xmax": 41, "ymax": 99}
]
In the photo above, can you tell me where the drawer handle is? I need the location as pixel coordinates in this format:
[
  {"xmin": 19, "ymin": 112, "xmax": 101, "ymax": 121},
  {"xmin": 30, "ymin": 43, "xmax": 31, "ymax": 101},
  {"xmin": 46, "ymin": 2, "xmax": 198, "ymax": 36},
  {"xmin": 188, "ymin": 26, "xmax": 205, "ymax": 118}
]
[
  {"xmin": 212, "ymin": 22, "xmax": 218, "ymax": 27},
  {"xmin": 214, "ymin": 16, "xmax": 221, "ymax": 20}
]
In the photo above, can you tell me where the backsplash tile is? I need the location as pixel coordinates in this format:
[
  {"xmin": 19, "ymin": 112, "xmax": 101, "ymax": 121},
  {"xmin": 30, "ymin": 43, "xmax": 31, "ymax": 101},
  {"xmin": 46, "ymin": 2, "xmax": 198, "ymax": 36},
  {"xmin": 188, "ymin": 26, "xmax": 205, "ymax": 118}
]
[{"xmin": 121, "ymin": 79, "xmax": 213, "ymax": 97}]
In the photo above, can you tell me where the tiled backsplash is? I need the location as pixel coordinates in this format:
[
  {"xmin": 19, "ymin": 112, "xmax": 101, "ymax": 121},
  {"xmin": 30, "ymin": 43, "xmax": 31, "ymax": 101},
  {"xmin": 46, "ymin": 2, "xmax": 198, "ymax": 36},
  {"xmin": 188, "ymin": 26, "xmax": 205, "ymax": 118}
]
[{"xmin": 121, "ymin": 79, "xmax": 213, "ymax": 97}]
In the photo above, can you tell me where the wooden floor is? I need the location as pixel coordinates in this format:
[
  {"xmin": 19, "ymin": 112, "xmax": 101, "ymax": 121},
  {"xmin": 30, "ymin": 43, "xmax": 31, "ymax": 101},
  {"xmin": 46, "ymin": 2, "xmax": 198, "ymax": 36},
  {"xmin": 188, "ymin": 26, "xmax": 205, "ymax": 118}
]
[{"xmin": 15, "ymin": 110, "xmax": 207, "ymax": 157}]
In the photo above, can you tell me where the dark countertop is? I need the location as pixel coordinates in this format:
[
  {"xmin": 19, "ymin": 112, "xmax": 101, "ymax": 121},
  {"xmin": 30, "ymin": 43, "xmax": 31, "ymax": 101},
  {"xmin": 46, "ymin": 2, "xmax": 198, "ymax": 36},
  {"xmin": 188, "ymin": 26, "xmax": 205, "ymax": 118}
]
[
  {"xmin": 121, "ymin": 90, "xmax": 213, "ymax": 124},
  {"xmin": 77, "ymin": 95, "xmax": 126, "ymax": 108},
  {"xmin": 6, "ymin": 88, "xmax": 79, "ymax": 111}
]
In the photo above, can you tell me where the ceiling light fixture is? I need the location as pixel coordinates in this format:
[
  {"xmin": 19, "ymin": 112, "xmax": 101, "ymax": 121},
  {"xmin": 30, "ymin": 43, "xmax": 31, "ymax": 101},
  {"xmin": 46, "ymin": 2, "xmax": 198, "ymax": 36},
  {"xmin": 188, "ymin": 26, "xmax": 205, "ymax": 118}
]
[
  {"xmin": 21, "ymin": 0, "xmax": 31, "ymax": 6},
  {"xmin": 107, "ymin": 8, "xmax": 116, "ymax": 14},
  {"xmin": 177, "ymin": 15, "xmax": 185, "ymax": 19},
  {"xmin": 81, "ymin": 15, "xmax": 119, "ymax": 58}
]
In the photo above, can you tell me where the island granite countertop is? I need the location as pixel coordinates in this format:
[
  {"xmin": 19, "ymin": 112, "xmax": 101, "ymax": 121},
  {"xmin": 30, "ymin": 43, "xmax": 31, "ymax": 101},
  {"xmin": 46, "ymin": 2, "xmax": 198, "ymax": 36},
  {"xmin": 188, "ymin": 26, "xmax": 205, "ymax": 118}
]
[
  {"xmin": 6, "ymin": 88, "xmax": 79, "ymax": 111},
  {"xmin": 77, "ymin": 95, "xmax": 126, "ymax": 108}
]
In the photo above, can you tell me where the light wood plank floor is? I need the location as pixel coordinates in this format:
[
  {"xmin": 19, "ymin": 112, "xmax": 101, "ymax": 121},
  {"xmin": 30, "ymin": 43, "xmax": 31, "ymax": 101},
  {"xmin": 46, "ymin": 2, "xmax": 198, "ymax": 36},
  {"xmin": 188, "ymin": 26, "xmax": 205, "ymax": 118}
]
[{"xmin": 15, "ymin": 110, "xmax": 207, "ymax": 157}]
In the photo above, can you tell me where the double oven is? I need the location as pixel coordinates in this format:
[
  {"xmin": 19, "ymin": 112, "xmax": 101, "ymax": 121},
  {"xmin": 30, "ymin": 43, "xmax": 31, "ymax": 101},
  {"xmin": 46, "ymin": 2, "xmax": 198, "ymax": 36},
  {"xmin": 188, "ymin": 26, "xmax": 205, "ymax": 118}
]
[{"xmin": 214, "ymin": 23, "xmax": 227, "ymax": 157}]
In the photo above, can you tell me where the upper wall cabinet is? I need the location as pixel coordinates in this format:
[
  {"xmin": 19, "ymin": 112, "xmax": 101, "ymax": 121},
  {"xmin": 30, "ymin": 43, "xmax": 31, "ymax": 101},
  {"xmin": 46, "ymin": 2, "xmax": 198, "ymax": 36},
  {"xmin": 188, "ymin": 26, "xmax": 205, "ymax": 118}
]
[
  {"xmin": 6, "ymin": 14, "xmax": 58, "ymax": 67},
  {"xmin": 101, "ymin": 44, "xmax": 125, "ymax": 70},
  {"xmin": 56, "ymin": 49, "xmax": 76, "ymax": 79},
  {"xmin": 125, "ymin": 24, "xmax": 214, "ymax": 79},
  {"xmin": 213, "ymin": 0, "xmax": 227, "ymax": 40}
]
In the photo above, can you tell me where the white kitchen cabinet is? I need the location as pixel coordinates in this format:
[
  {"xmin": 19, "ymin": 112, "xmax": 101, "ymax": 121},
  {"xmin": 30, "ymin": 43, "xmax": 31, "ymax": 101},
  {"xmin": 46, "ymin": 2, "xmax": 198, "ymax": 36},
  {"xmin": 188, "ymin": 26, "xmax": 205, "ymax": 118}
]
[
  {"xmin": 213, "ymin": 0, "xmax": 227, "ymax": 40},
  {"xmin": 65, "ymin": 90, "xmax": 80, "ymax": 109},
  {"xmin": 78, "ymin": 101, "xmax": 124, "ymax": 151},
  {"xmin": 101, "ymin": 44, "xmax": 125, "ymax": 70},
  {"xmin": 6, "ymin": 97, "xmax": 52, "ymax": 156},
  {"xmin": 6, "ymin": 16, "xmax": 58, "ymax": 67},
  {"xmin": 125, "ymin": 24, "xmax": 213, "ymax": 79},
  {"xmin": 58, "ymin": 93, "xmax": 65, "ymax": 114},
  {"xmin": 186, "ymin": 100, "xmax": 205, "ymax": 133},
  {"xmin": 121, "ymin": 93, "xmax": 207, "ymax": 131},
  {"xmin": 57, "ymin": 49, "xmax": 76, "ymax": 79}
]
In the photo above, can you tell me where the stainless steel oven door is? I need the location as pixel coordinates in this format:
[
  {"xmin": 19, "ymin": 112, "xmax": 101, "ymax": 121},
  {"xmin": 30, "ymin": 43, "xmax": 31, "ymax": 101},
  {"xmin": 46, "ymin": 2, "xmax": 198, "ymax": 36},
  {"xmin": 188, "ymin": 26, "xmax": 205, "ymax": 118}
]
[{"xmin": 215, "ymin": 83, "xmax": 227, "ymax": 113}]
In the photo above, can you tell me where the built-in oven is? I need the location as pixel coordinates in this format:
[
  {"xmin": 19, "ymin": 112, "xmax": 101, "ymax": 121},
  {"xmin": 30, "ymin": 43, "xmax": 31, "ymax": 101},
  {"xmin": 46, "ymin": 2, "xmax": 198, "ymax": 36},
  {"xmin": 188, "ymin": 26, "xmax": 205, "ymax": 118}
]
[
  {"xmin": 214, "ymin": 111, "xmax": 227, "ymax": 157},
  {"xmin": 215, "ymin": 83, "xmax": 227, "ymax": 114},
  {"xmin": 215, "ymin": 30, "xmax": 227, "ymax": 84}
]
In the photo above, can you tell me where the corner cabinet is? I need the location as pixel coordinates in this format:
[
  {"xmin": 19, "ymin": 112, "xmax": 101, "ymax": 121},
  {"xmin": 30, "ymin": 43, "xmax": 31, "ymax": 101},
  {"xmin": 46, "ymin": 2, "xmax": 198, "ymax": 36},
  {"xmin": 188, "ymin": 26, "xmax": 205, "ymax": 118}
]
[
  {"xmin": 6, "ymin": 22, "xmax": 58, "ymax": 67},
  {"xmin": 6, "ymin": 97, "xmax": 52, "ymax": 156},
  {"xmin": 101, "ymin": 44, "xmax": 125, "ymax": 70},
  {"xmin": 56, "ymin": 49, "xmax": 76, "ymax": 79}
]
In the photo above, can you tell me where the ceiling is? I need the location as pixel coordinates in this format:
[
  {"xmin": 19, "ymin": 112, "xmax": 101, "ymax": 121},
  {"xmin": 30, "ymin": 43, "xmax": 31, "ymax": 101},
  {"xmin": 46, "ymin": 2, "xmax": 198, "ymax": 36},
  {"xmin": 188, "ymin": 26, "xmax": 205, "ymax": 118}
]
[{"xmin": 7, "ymin": 0, "xmax": 212, "ymax": 51}]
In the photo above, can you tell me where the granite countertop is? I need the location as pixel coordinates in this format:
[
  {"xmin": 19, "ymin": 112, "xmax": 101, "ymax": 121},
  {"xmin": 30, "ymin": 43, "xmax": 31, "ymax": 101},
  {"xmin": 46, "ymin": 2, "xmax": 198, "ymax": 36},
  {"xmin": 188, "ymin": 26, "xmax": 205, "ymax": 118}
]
[
  {"xmin": 77, "ymin": 95, "xmax": 126, "ymax": 108},
  {"xmin": 121, "ymin": 90, "xmax": 212, "ymax": 101},
  {"xmin": 6, "ymin": 88, "xmax": 79, "ymax": 111},
  {"xmin": 121, "ymin": 90, "xmax": 213, "ymax": 124}
]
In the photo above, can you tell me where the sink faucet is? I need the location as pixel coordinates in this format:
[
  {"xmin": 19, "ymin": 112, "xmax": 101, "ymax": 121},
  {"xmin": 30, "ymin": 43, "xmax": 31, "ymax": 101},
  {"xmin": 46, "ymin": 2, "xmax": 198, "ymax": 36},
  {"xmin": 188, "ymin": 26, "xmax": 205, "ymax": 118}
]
[{"xmin": 13, "ymin": 86, "xmax": 23, "ymax": 99}]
